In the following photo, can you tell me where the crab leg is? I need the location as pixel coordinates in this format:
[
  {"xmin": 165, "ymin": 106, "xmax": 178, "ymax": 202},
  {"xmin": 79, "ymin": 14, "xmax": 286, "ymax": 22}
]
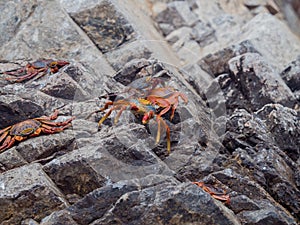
[
  {"xmin": 6, "ymin": 71, "xmax": 39, "ymax": 82},
  {"xmin": 114, "ymin": 106, "xmax": 128, "ymax": 124},
  {"xmin": 3, "ymin": 68, "xmax": 26, "ymax": 76},
  {"xmin": 155, "ymin": 116, "xmax": 171, "ymax": 153},
  {"xmin": 98, "ymin": 106, "xmax": 119, "ymax": 126},
  {"xmin": 37, "ymin": 117, "xmax": 74, "ymax": 127},
  {"xmin": 0, "ymin": 126, "xmax": 11, "ymax": 135},
  {"xmin": 0, "ymin": 131, "xmax": 9, "ymax": 144},
  {"xmin": 40, "ymin": 123, "xmax": 72, "ymax": 132},
  {"xmin": 34, "ymin": 110, "xmax": 59, "ymax": 121},
  {"xmin": 0, "ymin": 136, "xmax": 15, "ymax": 152}
]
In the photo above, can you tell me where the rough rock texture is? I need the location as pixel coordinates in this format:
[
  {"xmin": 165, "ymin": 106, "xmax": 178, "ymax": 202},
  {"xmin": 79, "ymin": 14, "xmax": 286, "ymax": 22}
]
[{"xmin": 0, "ymin": 0, "xmax": 299, "ymax": 224}]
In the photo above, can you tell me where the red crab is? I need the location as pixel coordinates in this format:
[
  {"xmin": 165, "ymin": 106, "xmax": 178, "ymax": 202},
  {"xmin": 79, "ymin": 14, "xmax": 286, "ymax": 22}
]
[
  {"xmin": 0, "ymin": 110, "xmax": 74, "ymax": 152},
  {"xmin": 193, "ymin": 181, "xmax": 230, "ymax": 204},
  {"xmin": 1, "ymin": 59, "xmax": 69, "ymax": 83},
  {"xmin": 146, "ymin": 86, "xmax": 188, "ymax": 120},
  {"xmin": 95, "ymin": 97, "xmax": 171, "ymax": 153}
]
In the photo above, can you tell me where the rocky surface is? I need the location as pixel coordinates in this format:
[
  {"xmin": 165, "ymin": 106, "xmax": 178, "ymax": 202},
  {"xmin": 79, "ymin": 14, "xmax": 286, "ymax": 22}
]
[{"xmin": 0, "ymin": 0, "xmax": 299, "ymax": 224}]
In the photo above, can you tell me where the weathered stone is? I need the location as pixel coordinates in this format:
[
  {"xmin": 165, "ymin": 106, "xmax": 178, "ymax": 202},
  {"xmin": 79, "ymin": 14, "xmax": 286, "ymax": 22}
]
[
  {"xmin": 238, "ymin": 13, "xmax": 300, "ymax": 71},
  {"xmin": 40, "ymin": 210, "xmax": 78, "ymax": 225},
  {"xmin": 0, "ymin": 0, "xmax": 38, "ymax": 45},
  {"xmin": 113, "ymin": 58, "xmax": 168, "ymax": 86},
  {"xmin": 0, "ymin": 148, "xmax": 27, "ymax": 173},
  {"xmin": 68, "ymin": 176, "xmax": 240, "ymax": 225},
  {"xmin": 256, "ymin": 104, "xmax": 300, "ymax": 161},
  {"xmin": 0, "ymin": 0, "xmax": 300, "ymax": 223},
  {"xmin": 21, "ymin": 218, "xmax": 40, "ymax": 225},
  {"xmin": 40, "ymin": 71, "xmax": 90, "ymax": 100},
  {"xmin": 105, "ymin": 42, "xmax": 152, "ymax": 71},
  {"xmin": 16, "ymin": 130, "xmax": 75, "ymax": 163},
  {"xmin": 222, "ymin": 109, "xmax": 300, "ymax": 220},
  {"xmin": 229, "ymin": 195, "xmax": 260, "ymax": 214},
  {"xmin": 281, "ymin": 56, "xmax": 300, "ymax": 93},
  {"xmin": 0, "ymin": 163, "xmax": 68, "ymax": 224},
  {"xmin": 70, "ymin": 0, "xmax": 135, "ymax": 53},
  {"xmin": 168, "ymin": 1, "xmax": 199, "ymax": 26},
  {"xmin": 239, "ymin": 205, "xmax": 297, "ymax": 225},
  {"xmin": 191, "ymin": 21, "xmax": 215, "ymax": 46},
  {"xmin": 153, "ymin": 1, "xmax": 198, "ymax": 35},
  {"xmin": 199, "ymin": 40, "xmax": 259, "ymax": 76},
  {"xmin": 44, "ymin": 154, "xmax": 107, "ymax": 199},
  {"xmin": 43, "ymin": 123, "xmax": 174, "ymax": 199},
  {"xmin": 224, "ymin": 53, "xmax": 297, "ymax": 113},
  {"xmin": 0, "ymin": 99, "xmax": 44, "ymax": 130},
  {"xmin": 211, "ymin": 169, "xmax": 298, "ymax": 224}
]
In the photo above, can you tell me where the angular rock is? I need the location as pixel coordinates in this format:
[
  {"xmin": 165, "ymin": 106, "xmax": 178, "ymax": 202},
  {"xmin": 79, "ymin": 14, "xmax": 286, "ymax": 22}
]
[
  {"xmin": 0, "ymin": 0, "xmax": 38, "ymax": 45},
  {"xmin": 105, "ymin": 41, "xmax": 152, "ymax": 71},
  {"xmin": 0, "ymin": 148, "xmax": 27, "ymax": 173},
  {"xmin": 191, "ymin": 21, "xmax": 215, "ymax": 46},
  {"xmin": 229, "ymin": 195, "xmax": 260, "ymax": 214},
  {"xmin": 40, "ymin": 210, "xmax": 79, "ymax": 225},
  {"xmin": 212, "ymin": 169, "xmax": 298, "ymax": 224},
  {"xmin": 40, "ymin": 71, "xmax": 90, "ymax": 100},
  {"xmin": 281, "ymin": 56, "xmax": 300, "ymax": 96},
  {"xmin": 222, "ymin": 53, "xmax": 297, "ymax": 113},
  {"xmin": 44, "ymin": 123, "xmax": 173, "ymax": 200},
  {"xmin": 70, "ymin": 0, "xmax": 135, "ymax": 53},
  {"xmin": 222, "ymin": 108, "xmax": 300, "ymax": 220},
  {"xmin": 256, "ymin": 104, "xmax": 300, "ymax": 162},
  {"xmin": 0, "ymin": 163, "xmax": 68, "ymax": 224},
  {"xmin": 238, "ymin": 13, "xmax": 300, "ymax": 71},
  {"xmin": 16, "ymin": 130, "xmax": 75, "ymax": 163},
  {"xmin": 153, "ymin": 1, "xmax": 198, "ymax": 36},
  {"xmin": 67, "ymin": 175, "xmax": 240, "ymax": 225},
  {"xmin": 0, "ymin": 99, "xmax": 44, "ymax": 130},
  {"xmin": 199, "ymin": 40, "xmax": 259, "ymax": 76}
]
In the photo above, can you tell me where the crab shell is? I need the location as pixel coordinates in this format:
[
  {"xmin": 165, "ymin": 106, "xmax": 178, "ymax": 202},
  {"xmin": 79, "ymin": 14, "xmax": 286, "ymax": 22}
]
[{"xmin": 10, "ymin": 119, "xmax": 41, "ymax": 137}]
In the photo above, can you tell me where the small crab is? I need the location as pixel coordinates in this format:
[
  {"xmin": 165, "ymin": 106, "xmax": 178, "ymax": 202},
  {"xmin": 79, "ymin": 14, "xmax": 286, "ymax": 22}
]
[
  {"xmin": 95, "ymin": 97, "xmax": 171, "ymax": 153},
  {"xmin": 193, "ymin": 181, "xmax": 230, "ymax": 204},
  {"xmin": 1, "ymin": 59, "xmax": 69, "ymax": 83},
  {"xmin": 0, "ymin": 110, "xmax": 74, "ymax": 152},
  {"xmin": 146, "ymin": 87, "xmax": 188, "ymax": 121}
]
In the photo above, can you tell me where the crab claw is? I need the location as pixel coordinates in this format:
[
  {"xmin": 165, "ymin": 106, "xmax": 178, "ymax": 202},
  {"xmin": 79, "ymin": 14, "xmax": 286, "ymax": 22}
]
[{"xmin": 142, "ymin": 111, "xmax": 155, "ymax": 124}]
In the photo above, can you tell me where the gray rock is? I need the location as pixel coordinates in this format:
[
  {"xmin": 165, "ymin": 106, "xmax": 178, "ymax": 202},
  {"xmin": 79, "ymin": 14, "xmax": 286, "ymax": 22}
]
[
  {"xmin": 0, "ymin": 148, "xmax": 27, "ymax": 172},
  {"xmin": 40, "ymin": 210, "xmax": 78, "ymax": 225},
  {"xmin": 226, "ymin": 53, "xmax": 297, "ymax": 113},
  {"xmin": 0, "ymin": 99, "xmax": 44, "ymax": 130},
  {"xmin": 67, "ymin": 176, "xmax": 240, "ymax": 225},
  {"xmin": 191, "ymin": 21, "xmax": 215, "ymax": 46},
  {"xmin": 69, "ymin": 0, "xmax": 135, "ymax": 53},
  {"xmin": 153, "ymin": 1, "xmax": 198, "ymax": 34},
  {"xmin": 256, "ymin": 104, "xmax": 300, "ymax": 161},
  {"xmin": 238, "ymin": 13, "xmax": 300, "ymax": 71},
  {"xmin": 0, "ymin": 0, "xmax": 38, "ymax": 46},
  {"xmin": 281, "ymin": 56, "xmax": 300, "ymax": 94},
  {"xmin": 199, "ymin": 40, "xmax": 259, "ymax": 76},
  {"xmin": 0, "ymin": 163, "xmax": 68, "ymax": 224},
  {"xmin": 1, "ymin": 0, "xmax": 300, "ymax": 224}
]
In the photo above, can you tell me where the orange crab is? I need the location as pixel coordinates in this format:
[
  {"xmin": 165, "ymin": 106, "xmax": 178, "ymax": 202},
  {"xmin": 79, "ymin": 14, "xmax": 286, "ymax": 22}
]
[
  {"xmin": 0, "ymin": 110, "xmax": 74, "ymax": 152},
  {"xmin": 95, "ymin": 97, "xmax": 171, "ymax": 153},
  {"xmin": 146, "ymin": 86, "xmax": 188, "ymax": 121},
  {"xmin": 193, "ymin": 181, "xmax": 230, "ymax": 204},
  {"xmin": 1, "ymin": 59, "xmax": 69, "ymax": 83}
]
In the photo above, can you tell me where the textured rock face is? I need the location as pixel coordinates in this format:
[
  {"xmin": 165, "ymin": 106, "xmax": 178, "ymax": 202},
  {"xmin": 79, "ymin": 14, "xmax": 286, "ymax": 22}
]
[{"xmin": 0, "ymin": 0, "xmax": 299, "ymax": 224}]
